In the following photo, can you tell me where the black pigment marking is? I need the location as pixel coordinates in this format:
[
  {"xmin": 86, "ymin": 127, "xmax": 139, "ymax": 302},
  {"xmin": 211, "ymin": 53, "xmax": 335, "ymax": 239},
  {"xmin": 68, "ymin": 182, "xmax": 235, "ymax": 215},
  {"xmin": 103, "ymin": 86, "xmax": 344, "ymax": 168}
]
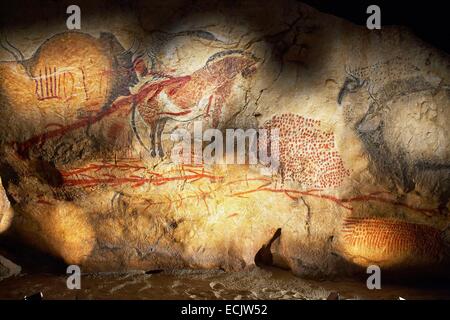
[{"xmin": 338, "ymin": 58, "xmax": 450, "ymax": 204}]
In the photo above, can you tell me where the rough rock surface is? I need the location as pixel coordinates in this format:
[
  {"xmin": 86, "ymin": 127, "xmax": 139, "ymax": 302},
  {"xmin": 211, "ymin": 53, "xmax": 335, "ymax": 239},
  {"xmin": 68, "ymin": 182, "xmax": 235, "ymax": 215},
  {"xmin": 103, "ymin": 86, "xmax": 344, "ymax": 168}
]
[
  {"xmin": 0, "ymin": 0, "xmax": 449, "ymax": 278},
  {"xmin": 0, "ymin": 178, "xmax": 13, "ymax": 233},
  {"xmin": 0, "ymin": 255, "xmax": 21, "ymax": 281}
]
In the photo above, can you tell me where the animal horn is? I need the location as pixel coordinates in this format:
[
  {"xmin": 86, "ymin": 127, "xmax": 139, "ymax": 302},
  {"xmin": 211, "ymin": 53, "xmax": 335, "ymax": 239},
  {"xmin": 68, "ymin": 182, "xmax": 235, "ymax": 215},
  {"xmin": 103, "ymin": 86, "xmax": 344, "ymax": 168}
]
[
  {"xmin": 0, "ymin": 30, "xmax": 24, "ymax": 61},
  {"xmin": 344, "ymin": 65, "xmax": 349, "ymax": 74},
  {"xmin": 119, "ymin": 37, "xmax": 140, "ymax": 56}
]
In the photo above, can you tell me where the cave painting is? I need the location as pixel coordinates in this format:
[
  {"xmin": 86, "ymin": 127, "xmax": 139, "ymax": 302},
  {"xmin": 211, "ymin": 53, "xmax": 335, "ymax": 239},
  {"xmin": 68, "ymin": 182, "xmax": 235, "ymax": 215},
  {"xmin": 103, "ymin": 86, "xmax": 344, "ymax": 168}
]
[
  {"xmin": 4, "ymin": 33, "xmax": 443, "ymax": 221},
  {"xmin": 132, "ymin": 50, "xmax": 258, "ymax": 157},
  {"xmin": 60, "ymin": 159, "xmax": 223, "ymax": 189},
  {"xmin": 0, "ymin": 23, "xmax": 448, "ymax": 278},
  {"xmin": 32, "ymin": 67, "xmax": 78, "ymax": 101},
  {"xmin": 7, "ymin": 32, "xmax": 258, "ymax": 160},
  {"xmin": 340, "ymin": 217, "xmax": 446, "ymax": 268},
  {"xmin": 338, "ymin": 57, "xmax": 450, "ymax": 210},
  {"xmin": 262, "ymin": 113, "xmax": 350, "ymax": 189},
  {"xmin": 0, "ymin": 32, "xmax": 135, "ymax": 112},
  {"xmin": 57, "ymin": 157, "xmax": 440, "ymax": 218}
]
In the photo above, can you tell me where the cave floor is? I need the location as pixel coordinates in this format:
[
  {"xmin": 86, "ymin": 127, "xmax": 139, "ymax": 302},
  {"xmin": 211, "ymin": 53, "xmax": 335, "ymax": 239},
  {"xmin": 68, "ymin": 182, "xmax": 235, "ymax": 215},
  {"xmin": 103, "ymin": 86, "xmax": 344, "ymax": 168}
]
[{"xmin": 1, "ymin": 267, "xmax": 449, "ymax": 300}]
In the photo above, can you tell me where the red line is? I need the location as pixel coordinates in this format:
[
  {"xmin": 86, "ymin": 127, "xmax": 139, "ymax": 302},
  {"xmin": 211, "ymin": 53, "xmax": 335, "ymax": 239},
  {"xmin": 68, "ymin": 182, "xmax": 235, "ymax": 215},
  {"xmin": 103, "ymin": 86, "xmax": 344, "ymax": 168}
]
[
  {"xmin": 157, "ymin": 110, "xmax": 192, "ymax": 116},
  {"xmin": 39, "ymin": 70, "xmax": 44, "ymax": 98},
  {"xmin": 60, "ymin": 162, "xmax": 152, "ymax": 177},
  {"xmin": 36, "ymin": 199, "xmax": 52, "ymax": 205},
  {"xmin": 81, "ymin": 68, "xmax": 89, "ymax": 100},
  {"xmin": 45, "ymin": 67, "xmax": 49, "ymax": 97},
  {"xmin": 49, "ymin": 66, "xmax": 53, "ymax": 97},
  {"xmin": 205, "ymin": 95, "xmax": 213, "ymax": 117},
  {"xmin": 230, "ymin": 187, "xmax": 438, "ymax": 215},
  {"xmin": 13, "ymin": 75, "xmax": 194, "ymax": 158},
  {"xmin": 34, "ymin": 79, "xmax": 39, "ymax": 99},
  {"xmin": 340, "ymin": 194, "xmax": 437, "ymax": 216},
  {"xmin": 63, "ymin": 172, "xmax": 223, "ymax": 187},
  {"xmin": 13, "ymin": 95, "xmax": 132, "ymax": 157},
  {"xmin": 54, "ymin": 67, "xmax": 57, "ymax": 97}
]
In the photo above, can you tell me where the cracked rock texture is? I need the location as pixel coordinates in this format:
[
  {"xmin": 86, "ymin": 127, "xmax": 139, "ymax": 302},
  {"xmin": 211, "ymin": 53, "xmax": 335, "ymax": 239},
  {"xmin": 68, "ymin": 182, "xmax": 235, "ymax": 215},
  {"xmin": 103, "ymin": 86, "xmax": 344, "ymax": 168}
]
[{"xmin": 0, "ymin": 0, "xmax": 449, "ymax": 278}]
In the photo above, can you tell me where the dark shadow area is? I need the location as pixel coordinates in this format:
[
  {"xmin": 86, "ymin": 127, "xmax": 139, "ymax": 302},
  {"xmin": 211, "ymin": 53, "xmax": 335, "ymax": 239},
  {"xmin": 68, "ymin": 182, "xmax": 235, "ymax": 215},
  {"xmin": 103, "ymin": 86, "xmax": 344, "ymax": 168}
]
[
  {"xmin": 2, "ymin": 1, "xmax": 447, "ymax": 53},
  {"xmin": 0, "ymin": 235, "xmax": 67, "ymax": 274},
  {"xmin": 302, "ymin": 0, "xmax": 450, "ymax": 54},
  {"xmin": 255, "ymin": 228, "xmax": 282, "ymax": 267}
]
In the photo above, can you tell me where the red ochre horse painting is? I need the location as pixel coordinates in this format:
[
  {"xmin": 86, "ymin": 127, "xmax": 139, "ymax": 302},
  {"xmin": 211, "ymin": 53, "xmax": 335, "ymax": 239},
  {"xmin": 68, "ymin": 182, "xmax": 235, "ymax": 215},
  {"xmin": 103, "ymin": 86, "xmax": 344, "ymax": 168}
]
[
  {"xmin": 12, "ymin": 48, "xmax": 258, "ymax": 158},
  {"xmin": 131, "ymin": 49, "xmax": 258, "ymax": 157}
]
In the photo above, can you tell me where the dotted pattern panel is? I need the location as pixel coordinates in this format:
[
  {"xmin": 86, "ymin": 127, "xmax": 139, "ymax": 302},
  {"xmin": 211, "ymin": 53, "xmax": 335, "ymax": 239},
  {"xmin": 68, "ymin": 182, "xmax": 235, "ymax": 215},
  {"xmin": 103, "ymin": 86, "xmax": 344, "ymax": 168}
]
[{"xmin": 263, "ymin": 113, "xmax": 350, "ymax": 189}]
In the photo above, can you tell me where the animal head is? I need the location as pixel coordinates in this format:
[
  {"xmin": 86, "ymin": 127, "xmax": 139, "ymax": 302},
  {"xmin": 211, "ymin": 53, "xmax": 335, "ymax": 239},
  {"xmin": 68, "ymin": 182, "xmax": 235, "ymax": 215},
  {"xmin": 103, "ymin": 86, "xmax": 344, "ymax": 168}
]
[
  {"xmin": 337, "ymin": 65, "xmax": 370, "ymax": 105},
  {"xmin": 99, "ymin": 32, "xmax": 139, "ymax": 96},
  {"xmin": 337, "ymin": 76, "xmax": 367, "ymax": 105},
  {"xmin": 205, "ymin": 50, "xmax": 259, "ymax": 81}
]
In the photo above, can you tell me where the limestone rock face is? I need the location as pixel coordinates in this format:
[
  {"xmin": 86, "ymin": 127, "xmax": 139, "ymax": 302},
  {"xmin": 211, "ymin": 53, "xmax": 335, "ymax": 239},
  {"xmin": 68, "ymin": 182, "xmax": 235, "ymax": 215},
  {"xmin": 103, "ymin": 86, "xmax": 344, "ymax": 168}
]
[
  {"xmin": 0, "ymin": 0, "xmax": 449, "ymax": 278},
  {"xmin": 0, "ymin": 255, "xmax": 21, "ymax": 281},
  {"xmin": 0, "ymin": 178, "xmax": 13, "ymax": 233}
]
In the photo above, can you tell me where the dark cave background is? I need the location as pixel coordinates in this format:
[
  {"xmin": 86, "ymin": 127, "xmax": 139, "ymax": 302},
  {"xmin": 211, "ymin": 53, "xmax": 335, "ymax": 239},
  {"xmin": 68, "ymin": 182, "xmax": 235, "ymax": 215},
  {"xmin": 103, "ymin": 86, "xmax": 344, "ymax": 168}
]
[
  {"xmin": 302, "ymin": 0, "xmax": 450, "ymax": 54},
  {"xmin": 1, "ymin": 0, "xmax": 449, "ymax": 54}
]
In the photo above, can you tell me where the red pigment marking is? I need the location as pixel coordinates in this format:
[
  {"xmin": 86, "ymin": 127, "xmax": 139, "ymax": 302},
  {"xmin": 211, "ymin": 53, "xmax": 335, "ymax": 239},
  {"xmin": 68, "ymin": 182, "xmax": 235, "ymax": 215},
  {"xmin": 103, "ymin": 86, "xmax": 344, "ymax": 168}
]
[
  {"xmin": 34, "ymin": 66, "xmax": 62, "ymax": 101},
  {"xmin": 339, "ymin": 194, "xmax": 438, "ymax": 217},
  {"xmin": 230, "ymin": 185, "xmax": 439, "ymax": 216},
  {"xmin": 60, "ymin": 161, "xmax": 161, "ymax": 177},
  {"xmin": 14, "ymin": 55, "xmax": 253, "ymax": 157},
  {"xmin": 262, "ymin": 113, "xmax": 350, "ymax": 189},
  {"xmin": 139, "ymin": 186, "xmax": 221, "ymax": 212},
  {"xmin": 340, "ymin": 218, "xmax": 444, "ymax": 263},
  {"xmin": 60, "ymin": 161, "xmax": 223, "ymax": 189},
  {"xmin": 12, "ymin": 75, "xmax": 192, "ymax": 158},
  {"xmin": 13, "ymin": 95, "xmax": 131, "ymax": 157},
  {"xmin": 204, "ymin": 95, "xmax": 214, "ymax": 117},
  {"xmin": 137, "ymin": 55, "xmax": 255, "ymax": 130},
  {"xmin": 63, "ymin": 172, "xmax": 223, "ymax": 188},
  {"xmin": 33, "ymin": 67, "xmax": 83, "ymax": 101},
  {"xmin": 135, "ymin": 76, "xmax": 191, "ymax": 105},
  {"xmin": 133, "ymin": 58, "xmax": 148, "ymax": 78},
  {"xmin": 36, "ymin": 199, "xmax": 52, "ymax": 205},
  {"xmin": 157, "ymin": 110, "xmax": 192, "ymax": 116},
  {"xmin": 107, "ymin": 122, "xmax": 125, "ymax": 139}
]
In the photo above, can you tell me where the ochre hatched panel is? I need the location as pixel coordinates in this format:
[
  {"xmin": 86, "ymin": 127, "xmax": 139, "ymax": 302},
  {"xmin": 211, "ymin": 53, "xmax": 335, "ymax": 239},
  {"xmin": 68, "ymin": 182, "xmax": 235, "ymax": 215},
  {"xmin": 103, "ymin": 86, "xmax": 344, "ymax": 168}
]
[{"xmin": 340, "ymin": 218, "xmax": 444, "ymax": 267}]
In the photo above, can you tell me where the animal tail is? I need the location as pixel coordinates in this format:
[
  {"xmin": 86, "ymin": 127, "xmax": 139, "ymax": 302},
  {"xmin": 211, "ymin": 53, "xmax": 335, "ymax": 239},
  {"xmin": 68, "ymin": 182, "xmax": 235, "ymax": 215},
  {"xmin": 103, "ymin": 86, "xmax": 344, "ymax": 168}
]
[{"xmin": 130, "ymin": 103, "xmax": 152, "ymax": 154}]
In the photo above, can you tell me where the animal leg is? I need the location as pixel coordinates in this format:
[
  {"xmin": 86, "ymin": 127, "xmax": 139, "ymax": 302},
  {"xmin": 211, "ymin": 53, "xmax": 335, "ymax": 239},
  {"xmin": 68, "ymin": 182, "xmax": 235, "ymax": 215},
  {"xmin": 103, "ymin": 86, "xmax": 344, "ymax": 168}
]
[
  {"xmin": 156, "ymin": 118, "xmax": 168, "ymax": 157},
  {"xmin": 150, "ymin": 123, "xmax": 157, "ymax": 157}
]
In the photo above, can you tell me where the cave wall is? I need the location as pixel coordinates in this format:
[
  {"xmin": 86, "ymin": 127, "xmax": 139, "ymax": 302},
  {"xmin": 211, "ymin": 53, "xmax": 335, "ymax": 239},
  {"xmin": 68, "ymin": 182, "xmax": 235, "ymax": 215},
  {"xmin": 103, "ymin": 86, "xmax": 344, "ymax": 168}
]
[{"xmin": 0, "ymin": 0, "xmax": 449, "ymax": 278}]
